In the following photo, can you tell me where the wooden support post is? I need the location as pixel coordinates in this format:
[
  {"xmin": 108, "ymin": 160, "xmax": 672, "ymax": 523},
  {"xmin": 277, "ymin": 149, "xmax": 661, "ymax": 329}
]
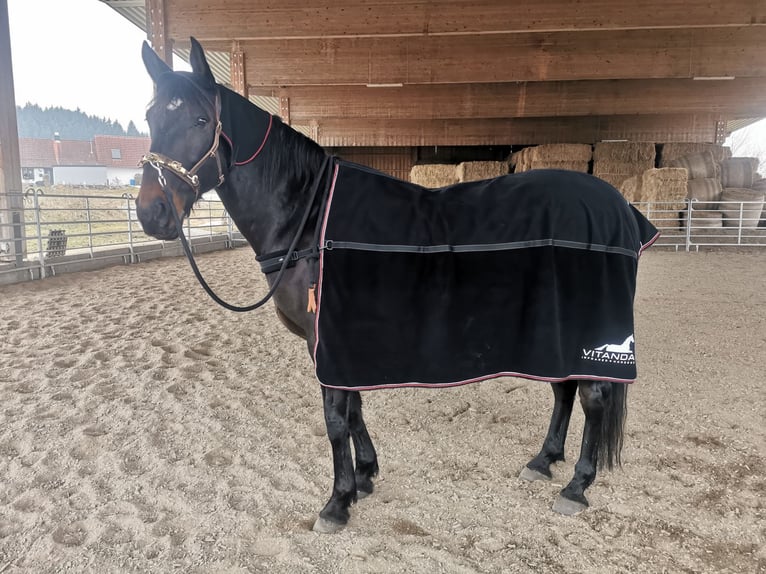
[
  {"xmin": 230, "ymin": 41, "xmax": 246, "ymax": 96},
  {"xmin": 0, "ymin": 0, "xmax": 25, "ymax": 263},
  {"xmin": 145, "ymin": 0, "xmax": 172, "ymax": 65}
]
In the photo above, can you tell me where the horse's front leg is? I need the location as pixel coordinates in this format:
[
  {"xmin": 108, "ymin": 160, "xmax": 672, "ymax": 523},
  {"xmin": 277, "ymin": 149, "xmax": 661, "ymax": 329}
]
[
  {"xmin": 348, "ymin": 391, "xmax": 379, "ymax": 498},
  {"xmin": 553, "ymin": 380, "xmax": 626, "ymax": 515},
  {"xmin": 313, "ymin": 386, "xmax": 357, "ymax": 533},
  {"xmin": 521, "ymin": 380, "xmax": 578, "ymax": 481}
]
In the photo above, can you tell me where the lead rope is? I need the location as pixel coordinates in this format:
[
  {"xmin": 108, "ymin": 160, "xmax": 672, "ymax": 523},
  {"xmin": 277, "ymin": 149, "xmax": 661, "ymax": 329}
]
[{"xmin": 156, "ymin": 155, "xmax": 333, "ymax": 313}]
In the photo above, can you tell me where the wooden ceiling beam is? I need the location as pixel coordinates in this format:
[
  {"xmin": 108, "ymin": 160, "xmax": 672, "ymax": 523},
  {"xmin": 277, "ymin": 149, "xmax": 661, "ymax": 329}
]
[
  {"xmin": 165, "ymin": 0, "xmax": 766, "ymax": 40},
  {"xmin": 308, "ymin": 114, "xmax": 721, "ymax": 147},
  {"xmin": 198, "ymin": 27, "xmax": 765, "ymax": 86},
  {"xmin": 253, "ymin": 78, "xmax": 766, "ymax": 121}
]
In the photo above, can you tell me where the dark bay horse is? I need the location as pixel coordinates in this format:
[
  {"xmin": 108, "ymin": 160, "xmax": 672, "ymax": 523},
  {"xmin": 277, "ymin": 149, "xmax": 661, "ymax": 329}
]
[{"xmin": 136, "ymin": 38, "xmax": 659, "ymax": 533}]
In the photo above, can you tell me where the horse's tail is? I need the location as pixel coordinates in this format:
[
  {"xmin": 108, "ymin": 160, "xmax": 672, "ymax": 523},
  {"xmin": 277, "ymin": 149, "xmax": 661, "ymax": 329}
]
[{"xmin": 598, "ymin": 382, "xmax": 628, "ymax": 470}]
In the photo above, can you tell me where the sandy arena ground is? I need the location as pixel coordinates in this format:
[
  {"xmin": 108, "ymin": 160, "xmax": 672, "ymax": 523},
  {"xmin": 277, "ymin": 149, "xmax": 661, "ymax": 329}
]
[{"xmin": 0, "ymin": 248, "xmax": 764, "ymax": 573}]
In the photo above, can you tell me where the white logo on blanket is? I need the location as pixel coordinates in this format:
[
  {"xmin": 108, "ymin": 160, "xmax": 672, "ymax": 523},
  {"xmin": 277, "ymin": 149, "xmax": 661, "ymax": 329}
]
[{"xmin": 581, "ymin": 335, "xmax": 635, "ymax": 364}]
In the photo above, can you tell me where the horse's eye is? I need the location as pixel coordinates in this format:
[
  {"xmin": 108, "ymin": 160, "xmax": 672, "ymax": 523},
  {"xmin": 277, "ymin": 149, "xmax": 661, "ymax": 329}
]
[{"xmin": 196, "ymin": 117, "xmax": 208, "ymax": 127}]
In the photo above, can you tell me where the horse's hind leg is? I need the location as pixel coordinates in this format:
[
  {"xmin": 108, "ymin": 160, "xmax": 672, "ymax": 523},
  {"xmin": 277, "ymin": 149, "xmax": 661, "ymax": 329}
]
[
  {"xmin": 348, "ymin": 391, "xmax": 379, "ymax": 498},
  {"xmin": 314, "ymin": 387, "xmax": 357, "ymax": 533},
  {"xmin": 520, "ymin": 380, "xmax": 578, "ymax": 482},
  {"xmin": 553, "ymin": 380, "xmax": 627, "ymax": 515}
]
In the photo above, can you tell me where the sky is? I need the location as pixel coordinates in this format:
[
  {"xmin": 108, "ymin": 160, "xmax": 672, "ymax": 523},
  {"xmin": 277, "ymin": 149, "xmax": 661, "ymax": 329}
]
[
  {"xmin": 5, "ymin": 0, "xmax": 765, "ymax": 157},
  {"xmin": 7, "ymin": 0, "xmax": 172, "ymax": 132}
]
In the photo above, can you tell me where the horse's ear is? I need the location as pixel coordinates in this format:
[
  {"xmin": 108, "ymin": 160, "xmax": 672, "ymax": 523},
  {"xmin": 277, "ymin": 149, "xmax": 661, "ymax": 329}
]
[
  {"xmin": 142, "ymin": 41, "xmax": 172, "ymax": 83},
  {"xmin": 189, "ymin": 37, "xmax": 216, "ymax": 88}
]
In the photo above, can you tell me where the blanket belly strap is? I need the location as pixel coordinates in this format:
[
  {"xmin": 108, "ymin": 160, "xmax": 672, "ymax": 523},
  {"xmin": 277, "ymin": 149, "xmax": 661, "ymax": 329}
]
[{"xmin": 256, "ymin": 247, "xmax": 317, "ymax": 274}]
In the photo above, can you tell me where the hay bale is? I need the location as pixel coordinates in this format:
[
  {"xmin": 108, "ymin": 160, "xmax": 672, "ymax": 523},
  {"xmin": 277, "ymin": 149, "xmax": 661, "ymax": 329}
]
[
  {"xmin": 641, "ymin": 168, "xmax": 688, "ymax": 202},
  {"xmin": 593, "ymin": 142, "xmax": 655, "ymax": 163},
  {"xmin": 619, "ymin": 175, "xmax": 641, "ymax": 203},
  {"xmin": 720, "ymin": 157, "xmax": 759, "ymax": 188},
  {"xmin": 640, "ymin": 168, "xmax": 688, "ymax": 227},
  {"xmin": 456, "ymin": 161, "xmax": 508, "ymax": 183},
  {"xmin": 510, "ymin": 147, "xmax": 536, "ymax": 173},
  {"xmin": 660, "ymin": 143, "xmax": 731, "ymax": 166},
  {"xmin": 593, "ymin": 158, "xmax": 655, "ymax": 189},
  {"xmin": 529, "ymin": 160, "xmax": 589, "ymax": 173},
  {"xmin": 720, "ymin": 188, "xmax": 765, "ymax": 228},
  {"xmin": 667, "ymin": 151, "xmax": 718, "ymax": 179},
  {"xmin": 592, "ymin": 171, "xmax": 634, "ymax": 189},
  {"xmin": 509, "ymin": 150, "xmax": 523, "ymax": 170},
  {"xmin": 410, "ymin": 164, "xmax": 458, "ymax": 187},
  {"xmin": 686, "ymin": 178, "xmax": 722, "ymax": 210},
  {"xmin": 680, "ymin": 209, "xmax": 723, "ymax": 230},
  {"xmin": 528, "ymin": 144, "xmax": 592, "ymax": 163}
]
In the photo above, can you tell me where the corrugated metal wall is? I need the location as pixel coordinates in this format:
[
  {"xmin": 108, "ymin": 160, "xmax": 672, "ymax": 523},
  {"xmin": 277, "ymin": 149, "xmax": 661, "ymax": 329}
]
[{"xmin": 330, "ymin": 147, "xmax": 416, "ymax": 181}]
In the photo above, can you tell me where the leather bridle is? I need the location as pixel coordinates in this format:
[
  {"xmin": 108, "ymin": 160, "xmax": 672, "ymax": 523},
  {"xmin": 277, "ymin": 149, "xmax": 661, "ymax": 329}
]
[{"xmin": 139, "ymin": 92, "xmax": 226, "ymax": 199}]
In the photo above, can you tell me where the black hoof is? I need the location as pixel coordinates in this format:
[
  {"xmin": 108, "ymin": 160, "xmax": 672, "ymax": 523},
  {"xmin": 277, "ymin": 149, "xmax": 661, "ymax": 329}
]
[
  {"xmin": 552, "ymin": 494, "xmax": 588, "ymax": 515},
  {"xmin": 312, "ymin": 516, "xmax": 345, "ymax": 533}
]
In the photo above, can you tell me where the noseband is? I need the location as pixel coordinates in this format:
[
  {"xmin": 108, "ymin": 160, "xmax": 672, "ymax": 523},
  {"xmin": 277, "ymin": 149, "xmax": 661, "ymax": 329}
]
[{"xmin": 139, "ymin": 93, "xmax": 226, "ymax": 198}]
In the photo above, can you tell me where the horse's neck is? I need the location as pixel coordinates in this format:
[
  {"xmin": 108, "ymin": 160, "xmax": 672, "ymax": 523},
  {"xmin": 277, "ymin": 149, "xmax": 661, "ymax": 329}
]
[{"xmin": 219, "ymin": 125, "xmax": 327, "ymax": 257}]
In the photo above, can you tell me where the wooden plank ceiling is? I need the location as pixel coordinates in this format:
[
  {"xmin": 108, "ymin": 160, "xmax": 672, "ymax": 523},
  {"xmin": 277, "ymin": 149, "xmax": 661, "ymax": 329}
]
[{"xmin": 111, "ymin": 0, "xmax": 766, "ymax": 147}]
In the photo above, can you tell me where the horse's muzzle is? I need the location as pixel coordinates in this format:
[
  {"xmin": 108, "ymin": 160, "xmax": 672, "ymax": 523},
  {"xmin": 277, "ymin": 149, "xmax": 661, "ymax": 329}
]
[{"xmin": 135, "ymin": 192, "xmax": 180, "ymax": 240}]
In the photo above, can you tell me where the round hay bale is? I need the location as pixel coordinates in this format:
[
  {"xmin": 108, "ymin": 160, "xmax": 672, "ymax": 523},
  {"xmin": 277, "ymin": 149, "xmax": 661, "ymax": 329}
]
[
  {"xmin": 720, "ymin": 157, "xmax": 759, "ymax": 188},
  {"xmin": 456, "ymin": 161, "xmax": 508, "ymax": 183},
  {"xmin": 667, "ymin": 151, "xmax": 718, "ymax": 179},
  {"xmin": 660, "ymin": 143, "xmax": 731, "ymax": 166},
  {"xmin": 679, "ymin": 209, "xmax": 723, "ymax": 230},
  {"xmin": 686, "ymin": 178, "xmax": 722, "ymax": 210},
  {"xmin": 410, "ymin": 164, "xmax": 458, "ymax": 188},
  {"xmin": 719, "ymin": 188, "xmax": 765, "ymax": 229}
]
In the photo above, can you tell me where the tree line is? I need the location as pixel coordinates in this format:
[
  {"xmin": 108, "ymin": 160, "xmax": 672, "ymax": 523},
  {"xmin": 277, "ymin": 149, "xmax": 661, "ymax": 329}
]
[{"xmin": 16, "ymin": 103, "xmax": 147, "ymax": 141}]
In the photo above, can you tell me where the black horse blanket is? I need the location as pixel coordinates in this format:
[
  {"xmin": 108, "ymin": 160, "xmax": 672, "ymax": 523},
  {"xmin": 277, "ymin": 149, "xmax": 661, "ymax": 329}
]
[{"xmin": 313, "ymin": 162, "xmax": 659, "ymax": 390}]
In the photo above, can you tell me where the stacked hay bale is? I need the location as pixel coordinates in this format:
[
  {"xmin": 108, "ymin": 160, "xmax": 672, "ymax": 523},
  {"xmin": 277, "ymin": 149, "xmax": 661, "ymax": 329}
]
[
  {"xmin": 720, "ymin": 157, "xmax": 759, "ymax": 189},
  {"xmin": 717, "ymin": 158, "xmax": 764, "ymax": 228},
  {"xmin": 659, "ymin": 143, "xmax": 731, "ymax": 167},
  {"xmin": 665, "ymin": 150, "xmax": 723, "ymax": 231},
  {"xmin": 592, "ymin": 142, "xmax": 655, "ymax": 189},
  {"xmin": 719, "ymin": 187, "xmax": 764, "ymax": 228},
  {"xmin": 410, "ymin": 164, "xmax": 458, "ymax": 188},
  {"xmin": 456, "ymin": 161, "xmax": 508, "ymax": 183},
  {"xmin": 509, "ymin": 148, "xmax": 531, "ymax": 173},
  {"xmin": 618, "ymin": 175, "xmax": 641, "ymax": 203},
  {"xmin": 638, "ymin": 168, "xmax": 688, "ymax": 228},
  {"xmin": 510, "ymin": 144, "xmax": 591, "ymax": 173}
]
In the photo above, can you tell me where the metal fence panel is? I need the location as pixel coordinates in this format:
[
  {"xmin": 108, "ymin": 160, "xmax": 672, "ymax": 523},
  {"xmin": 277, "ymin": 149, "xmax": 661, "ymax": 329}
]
[{"xmin": 1, "ymin": 189, "xmax": 764, "ymax": 283}]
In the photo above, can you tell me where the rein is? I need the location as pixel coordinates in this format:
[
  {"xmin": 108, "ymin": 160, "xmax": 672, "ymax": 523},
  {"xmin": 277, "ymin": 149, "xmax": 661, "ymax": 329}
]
[{"xmin": 152, "ymin": 154, "xmax": 334, "ymax": 313}]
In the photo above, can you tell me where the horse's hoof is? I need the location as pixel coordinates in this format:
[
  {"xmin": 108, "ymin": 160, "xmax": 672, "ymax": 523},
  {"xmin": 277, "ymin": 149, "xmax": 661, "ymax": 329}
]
[
  {"xmin": 552, "ymin": 495, "xmax": 587, "ymax": 516},
  {"xmin": 357, "ymin": 488, "xmax": 372, "ymax": 500},
  {"xmin": 312, "ymin": 516, "xmax": 346, "ymax": 534},
  {"xmin": 519, "ymin": 467, "xmax": 551, "ymax": 482}
]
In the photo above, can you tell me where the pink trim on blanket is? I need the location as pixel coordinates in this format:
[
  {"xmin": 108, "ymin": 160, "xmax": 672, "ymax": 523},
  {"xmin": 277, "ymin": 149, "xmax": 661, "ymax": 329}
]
[
  {"xmin": 312, "ymin": 162, "xmax": 340, "ymax": 365},
  {"xmin": 316, "ymin": 369, "xmax": 636, "ymax": 391},
  {"xmin": 639, "ymin": 230, "xmax": 661, "ymax": 257}
]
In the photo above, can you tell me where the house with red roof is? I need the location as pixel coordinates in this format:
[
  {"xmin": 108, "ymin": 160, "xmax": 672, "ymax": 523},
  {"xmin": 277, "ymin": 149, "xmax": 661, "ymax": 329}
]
[{"xmin": 19, "ymin": 135, "xmax": 150, "ymax": 187}]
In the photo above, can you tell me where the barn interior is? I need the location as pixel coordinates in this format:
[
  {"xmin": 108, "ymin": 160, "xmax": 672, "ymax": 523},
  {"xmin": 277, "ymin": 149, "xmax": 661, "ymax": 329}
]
[{"xmin": 96, "ymin": 0, "xmax": 766, "ymax": 181}]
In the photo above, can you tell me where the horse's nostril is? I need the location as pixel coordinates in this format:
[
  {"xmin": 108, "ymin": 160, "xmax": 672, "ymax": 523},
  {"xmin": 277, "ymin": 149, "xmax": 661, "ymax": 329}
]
[{"xmin": 153, "ymin": 197, "xmax": 167, "ymax": 219}]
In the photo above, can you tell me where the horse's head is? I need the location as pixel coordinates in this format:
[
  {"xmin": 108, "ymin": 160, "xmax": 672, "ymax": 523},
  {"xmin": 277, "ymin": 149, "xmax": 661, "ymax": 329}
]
[{"xmin": 137, "ymin": 38, "xmax": 225, "ymax": 240}]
